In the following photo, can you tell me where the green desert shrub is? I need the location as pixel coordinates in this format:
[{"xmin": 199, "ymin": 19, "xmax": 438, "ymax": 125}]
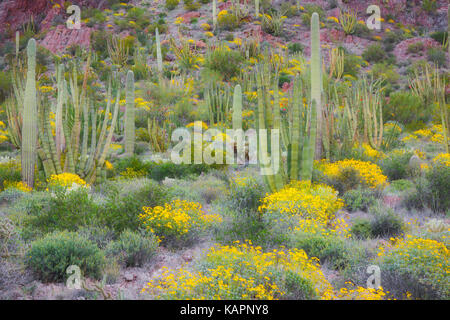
[
  {"xmin": 16, "ymin": 189, "xmax": 98, "ymax": 240},
  {"xmin": 362, "ymin": 44, "xmax": 387, "ymax": 63},
  {"xmin": 226, "ymin": 172, "xmax": 266, "ymax": 215},
  {"xmin": 167, "ymin": 174, "xmax": 228, "ymax": 204},
  {"xmin": 166, "ymin": 0, "xmax": 180, "ymax": 10},
  {"xmin": 429, "ymin": 31, "xmax": 448, "ymax": 45},
  {"xmin": 204, "ymin": 46, "xmax": 243, "ymax": 80},
  {"xmin": 105, "ymin": 230, "xmax": 158, "ymax": 267},
  {"xmin": 290, "ymin": 232, "xmax": 351, "ymax": 270},
  {"xmin": 427, "ymin": 47, "xmax": 446, "ymax": 67},
  {"xmin": 407, "ymin": 41, "xmax": 425, "ymax": 54},
  {"xmin": 384, "ymin": 91, "xmax": 428, "ymax": 128},
  {"xmin": 350, "ymin": 218, "xmax": 372, "ymax": 239},
  {"xmin": 404, "ymin": 164, "xmax": 450, "ymax": 214},
  {"xmin": 389, "ymin": 179, "xmax": 414, "ymax": 192},
  {"xmin": 301, "ymin": 4, "xmax": 325, "ymax": 27},
  {"xmin": 26, "ymin": 231, "xmax": 105, "ymax": 282},
  {"xmin": 0, "ymin": 160, "xmax": 21, "ymax": 190},
  {"xmin": 99, "ymin": 178, "xmax": 169, "ymax": 234},
  {"xmin": 369, "ymin": 206, "xmax": 404, "ymax": 238},
  {"xmin": 343, "ymin": 188, "xmax": 378, "ymax": 212},
  {"xmin": 380, "ymin": 149, "xmax": 414, "ymax": 180},
  {"xmin": 376, "ymin": 236, "xmax": 448, "ymax": 299},
  {"xmin": 342, "ymin": 53, "xmax": 363, "ymax": 78}
]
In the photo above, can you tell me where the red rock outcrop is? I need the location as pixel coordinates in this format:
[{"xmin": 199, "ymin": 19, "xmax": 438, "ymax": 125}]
[{"xmin": 39, "ymin": 24, "xmax": 92, "ymax": 53}]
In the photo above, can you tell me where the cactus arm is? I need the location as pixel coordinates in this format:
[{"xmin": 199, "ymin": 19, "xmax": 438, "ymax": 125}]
[
  {"xmin": 300, "ymin": 100, "xmax": 317, "ymax": 181},
  {"xmin": 310, "ymin": 12, "xmax": 322, "ymax": 159},
  {"xmin": 232, "ymin": 84, "xmax": 242, "ymax": 130},
  {"xmin": 155, "ymin": 28, "xmax": 163, "ymax": 74},
  {"xmin": 124, "ymin": 70, "xmax": 135, "ymax": 155}
]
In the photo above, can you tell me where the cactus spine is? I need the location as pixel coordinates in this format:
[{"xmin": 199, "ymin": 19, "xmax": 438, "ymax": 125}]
[
  {"xmin": 232, "ymin": 84, "xmax": 242, "ymax": 130},
  {"xmin": 21, "ymin": 38, "xmax": 37, "ymax": 188},
  {"xmin": 155, "ymin": 28, "xmax": 163, "ymax": 74},
  {"xmin": 124, "ymin": 70, "xmax": 135, "ymax": 155}
]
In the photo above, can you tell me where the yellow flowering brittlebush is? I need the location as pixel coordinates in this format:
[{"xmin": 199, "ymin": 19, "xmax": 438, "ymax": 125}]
[
  {"xmin": 142, "ymin": 242, "xmax": 335, "ymax": 300},
  {"xmin": 3, "ymin": 180, "xmax": 32, "ymax": 192},
  {"xmin": 377, "ymin": 236, "xmax": 450, "ymax": 299},
  {"xmin": 433, "ymin": 153, "xmax": 450, "ymax": 167},
  {"xmin": 142, "ymin": 242, "xmax": 389, "ymax": 300},
  {"xmin": 317, "ymin": 159, "xmax": 388, "ymax": 189},
  {"xmin": 334, "ymin": 283, "xmax": 386, "ymax": 300},
  {"xmin": 47, "ymin": 173, "xmax": 87, "ymax": 188},
  {"xmin": 140, "ymin": 200, "xmax": 221, "ymax": 242},
  {"xmin": 258, "ymin": 181, "xmax": 344, "ymax": 226}
]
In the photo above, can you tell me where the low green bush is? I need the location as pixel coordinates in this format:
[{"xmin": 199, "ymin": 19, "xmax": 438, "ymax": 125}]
[
  {"xmin": 350, "ymin": 218, "xmax": 372, "ymax": 239},
  {"xmin": 105, "ymin": 230, "xmax": 158, "ymax": 267},
  {"xmin": 26, "ymin": 231, "xmax": 105, "ymax": 282},
  {"xmin": 405, "ymin": 164, "xmax": 450, "ymax": 214},
  {"xmin": 427, "ymin": 47, "xmax": 446, "ymax": 67},
  {"xmin": 99, "ymin": 178, "xmax": 170, "ymax": 234},
  {"xmin": 343, "ymin": 188, "xmax": 378, "ymax": 212},
  {"xmin": 369, "ymin": 206, "xmax": 404, "ymax": 238},
  {"xmin": 290, "ymin": 232, "xmax": 351, "ymax": 270},
  {"xmin": 381, "ymin": 150, "xmax": 414, "ymax": 180},
  {"xmin": 362, "ymin": 44, "xmax": 387, "ymax": 63}
]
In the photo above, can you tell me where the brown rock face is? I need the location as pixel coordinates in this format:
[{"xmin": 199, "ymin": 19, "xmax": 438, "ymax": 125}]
[{"xmin": 0, "ymin": 0, "xmax": 103, "ymax": 36}]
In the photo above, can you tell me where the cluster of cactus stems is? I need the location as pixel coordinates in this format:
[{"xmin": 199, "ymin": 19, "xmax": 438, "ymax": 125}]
[
  {"xmin": 205, "ymin": 82, "xmax": 231, "ymax": 127},
  {"xmin": 324, "ymin": 77, "xmax": 384, "ymax": 159},
  {"xmin": 249, "ymin": 13, "xmax": 320, "ymax": 192},
  {"xmin": 9, "ymin": 38, "xmax": 129, "ymax": 186}
]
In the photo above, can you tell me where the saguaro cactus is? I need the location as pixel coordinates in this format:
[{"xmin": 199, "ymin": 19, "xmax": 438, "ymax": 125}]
[
  {"xmin": 155, "ymin": 28, "xmax": 163, "ymax": 74},
  {"xmin": 21, "ymin": 38, "xmax": 38, "ymax": 188},
  {"xmin": 310, "ymin": 12, "xmax": 322, "ymax": 159},
  {"xmin": 232, "ymin": 84, "xmax": 242, "ymax": 130},
  {"xmin": 124, "ymin": 70, "xmax": 135, "ymax": 155}
]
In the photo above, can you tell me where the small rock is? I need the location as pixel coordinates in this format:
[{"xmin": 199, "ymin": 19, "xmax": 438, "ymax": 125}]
[{"xmin": 124, "ymin": 272, "xmax": 135, "ymax": 282}]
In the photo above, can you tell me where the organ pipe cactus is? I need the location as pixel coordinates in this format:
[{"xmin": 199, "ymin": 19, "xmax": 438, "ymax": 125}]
[
  {"xmin": 124, "ymin": 70, "xmax": 135, "ymax": 155},
  {"xmin": 255, "ymin": 13, "xmax": 322, "ymax": 192},
  {"xmin": 21, "ymin": 38, "xmax": 37, "ymax": 188},
  {"xmin": 232, "ymin": 84, "xmax": 242, "ymax": 130}
]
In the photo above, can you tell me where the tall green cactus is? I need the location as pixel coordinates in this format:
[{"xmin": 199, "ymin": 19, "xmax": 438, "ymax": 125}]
[
  {"xmin": 21, "ymin": 38, "xmax": 37, "ymax": 188},
  {"xmin": 212, "ymin": 0, "xmax": 217, "ymax": 29},
  {"xmin": 255, "ymin": 0, "xmax": 259, "ymax": 18},
  {"xmin": 310, "ymin": 12, "xmax": 322, "ymax": 160},
  {"xmin": 232, "ymin": 84, "xmax": 242, "ymax": 130},
  {"xmin": 124, "ymin": 70, "xmax": 135, "ymax": 155},
  {"xmin": 155, "ymin": 28, "xmax": 163, "ymax": 74},
  {"xmin": 15, "ymin": 31, "xmax": 19, "ymax": 61}
]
